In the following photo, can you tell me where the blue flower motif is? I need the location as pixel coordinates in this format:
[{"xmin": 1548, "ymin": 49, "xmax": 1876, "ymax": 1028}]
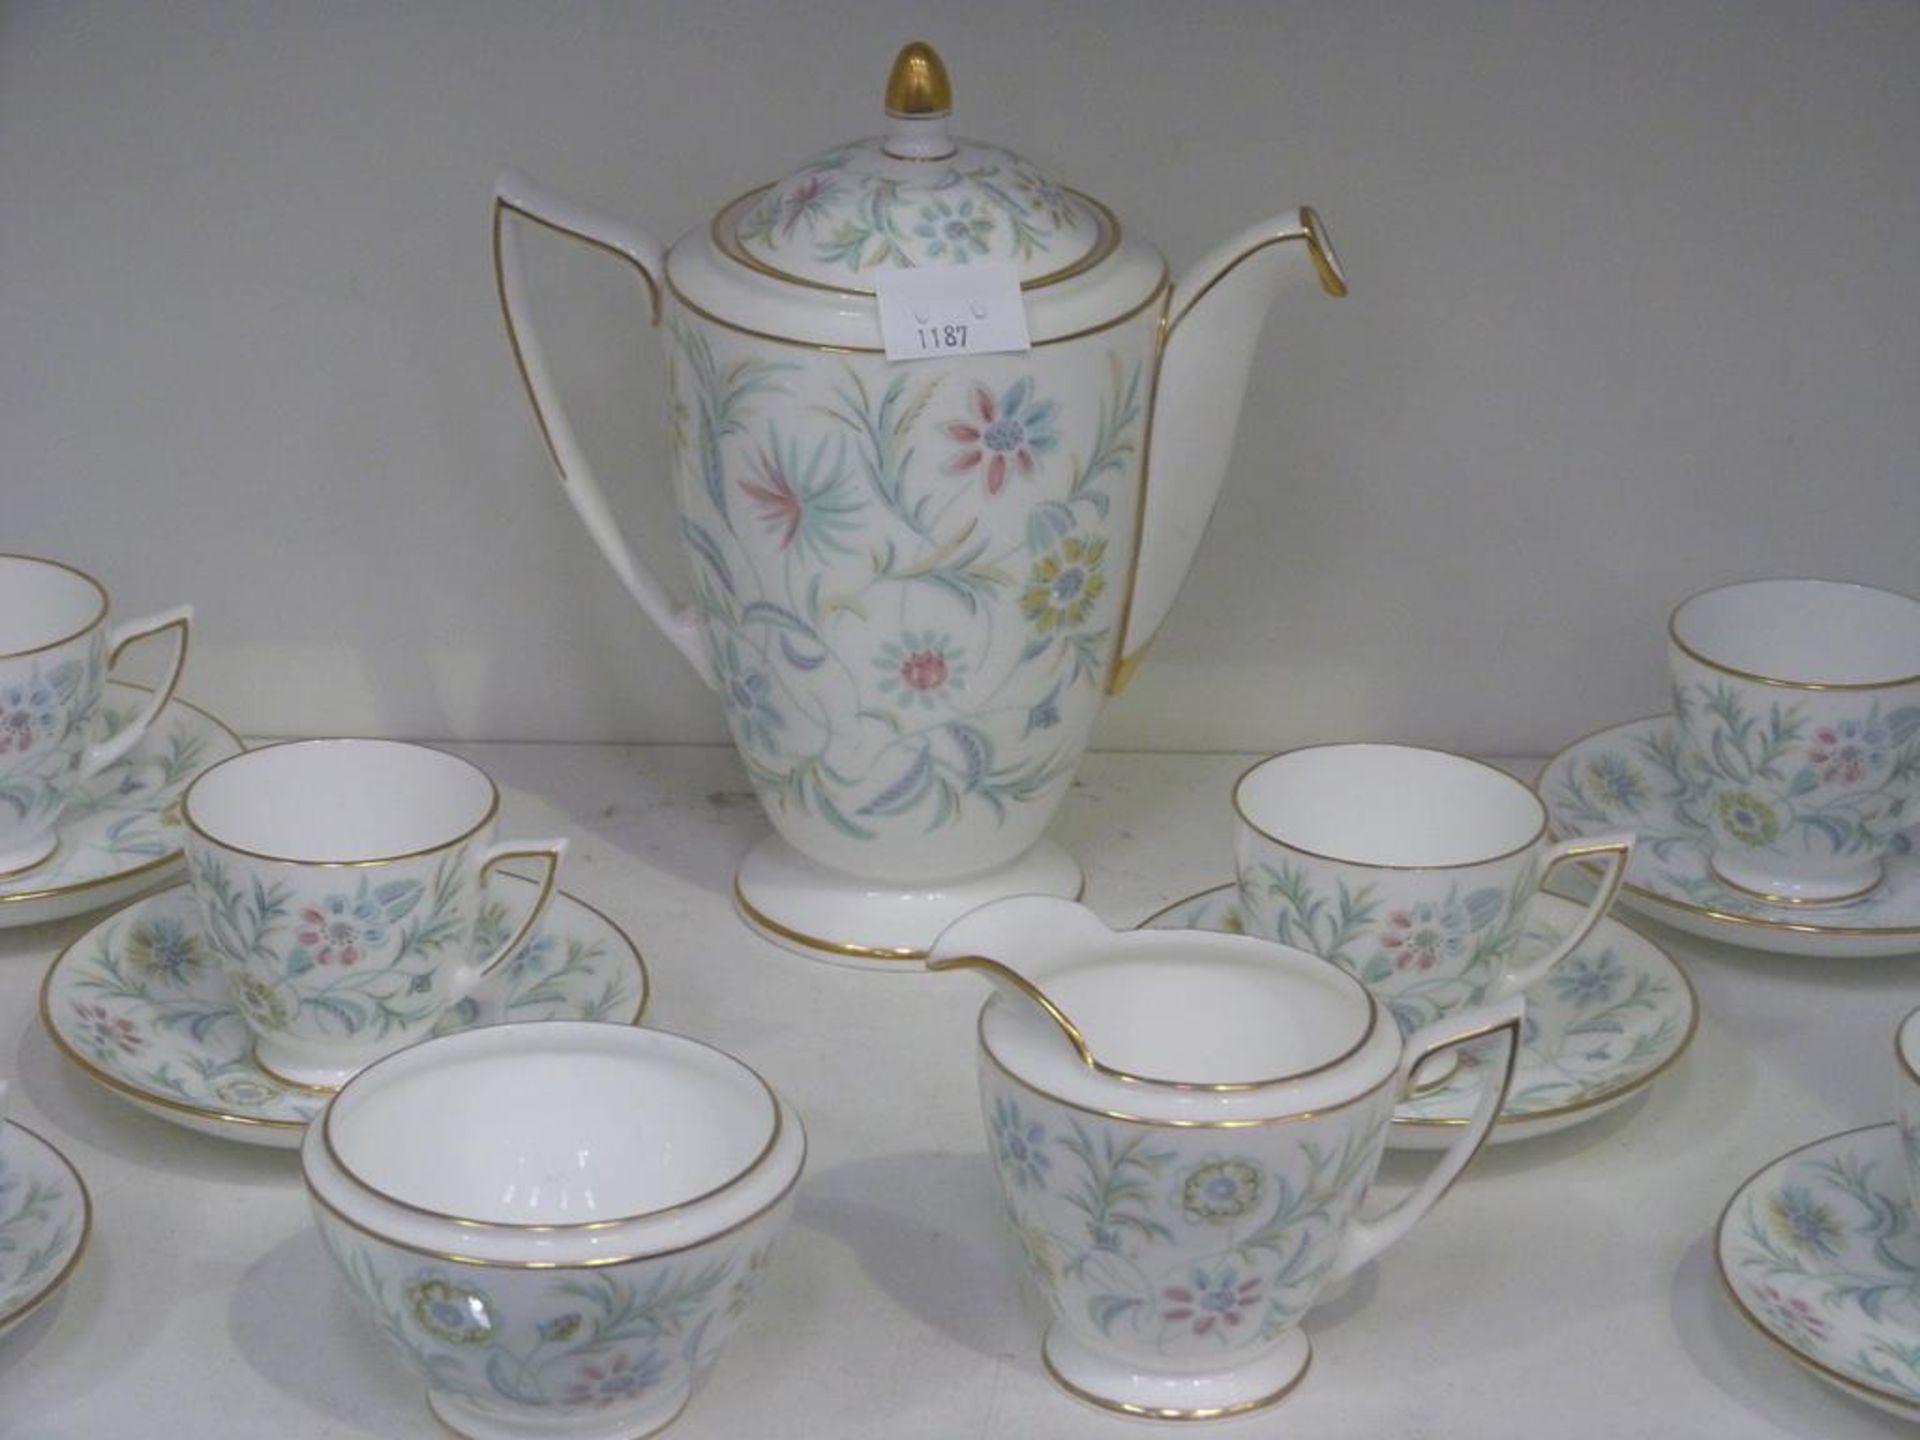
[
  {"xmin": 914, "ymin": 198, "xmax": 993, "ymax": 262},
  {"xmin": 1585, "ymin": 753, "xmax": 1645, "ymax": 811},
  {"xmin": 714, "ymin": 637, "xmax": 784, "ymax": 757},
  {"xmin": 1548, "ymin": 949, "xmax": 1623, "ymax": 1008},
  {"xmin": 990, "ymin": 1096, "xmax": 1051, "ymax": 1192}
]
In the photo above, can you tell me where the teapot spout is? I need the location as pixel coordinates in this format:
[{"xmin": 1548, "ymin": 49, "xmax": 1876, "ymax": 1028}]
[{"xmin": 1109, "ymin": 208, "xmax": 1346, "ymax": 693}]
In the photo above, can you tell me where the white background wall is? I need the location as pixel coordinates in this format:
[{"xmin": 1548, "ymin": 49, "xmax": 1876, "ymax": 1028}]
[{"xmin": 3, "ymin": 1, "xmax": 1915, "ymax": 753}]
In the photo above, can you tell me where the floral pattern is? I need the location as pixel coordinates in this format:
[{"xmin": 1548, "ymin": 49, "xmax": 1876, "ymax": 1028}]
[
  {"xmin": 1236, "ymin": 858, "xmax": 1529, "ymax": 1035},
  {"xmin": 979, "ymin": 1068, "xmax": 1388, "ymax": 1367},
  {"xmin": 0, "ymin": 1124, "xmax": 88, "ymax": 1332},
  {"xmin": 0, "ymin": 637, "xmax": 104, "ymax": 843},
  {"xmin": 315, "ymin": 1208, "xmax": 786, "ymax": 1432},
  {"xmin": 1149, "ymin": 887, "xmax": 1696, "ymax": 1138},
  {"xmin": 43, "ymin": 879, "xmax": 646, "ymax": 1145},
  {"xmin": 1540, "ymin": 716, "xmax": 1920, "ymax": 953},
  {"xmin": 728, "ymin": 138, "xmax": 1100, "ymax": 283},
  {"xmin": 668, "ymin": 314, "xmax": 1150, "ymax": 862},
  {"xmin": 943, "ymin": 379, "xmax": 1059, "ymax": 496},
  {"xmin": 187, "ymin": 844, "xmax": 468, "ymax": 1046},
  {"xmin": 0, "ymin": 685, "xmax": 241, "ymax": 926},
  {"xmin": 1671, "ymin": 678, "xmax": 1920, "ymax": 883},
  {"xmin": 1720, "ymin": 1124, "xmax": 1920, "ymax": 1416}
]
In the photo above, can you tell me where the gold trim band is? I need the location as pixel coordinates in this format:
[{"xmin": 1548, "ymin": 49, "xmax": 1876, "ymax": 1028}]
[
  {"xmin": 710, "ymin": 185, "xmax": 1123, "ymax": 298},
  {"xmin": 1233, "ymin": 743, "xmax": 1548, "ymax": 871},
  {"xmin": 1669, "ymin": 578, "xmax": 1920, "ymax": 691},
  {"xmin": 0, "ymin": 554, "xmax": 110, "ymax": 662},
  {"xmin": 1041, "ymin": 1340, "xmax": 1312, "ymax": 1421},
  {"xmin": 0, "ymin": 1123, "xmax": 93, "ymax": 1333},
  {"xmin": 308, "ymin": 1133, "xmax": 804, "ymax": 1271},
  {"xmin": 323, "ymin": 1025, "xmax": 784, "ymax": 1234},
  {"xmin": 183, "ymin": 739, "xmax": 502, "ymax": 869}
]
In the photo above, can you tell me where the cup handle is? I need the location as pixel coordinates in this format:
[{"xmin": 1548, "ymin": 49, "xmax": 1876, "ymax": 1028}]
[
  {"xmin": 1324, "ymin": 995, "xmax": 1524, "ymax": 1283},
  {"xmin": 448, "ymin": 837, "xmax": 569, "ymax": 1000},
  {"xmin": 1491, "ymin": 833, "xmax": 1634, "ymax": 1000},
  {"xmin": 77, "ymin": 605, "xmax": 193, "ymax": 781}
]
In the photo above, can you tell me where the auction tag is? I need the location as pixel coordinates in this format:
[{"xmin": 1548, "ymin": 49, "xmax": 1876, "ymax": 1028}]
[{"xmin": 875, "ymin": 262, "xmax": 1031, "ymax": 362}]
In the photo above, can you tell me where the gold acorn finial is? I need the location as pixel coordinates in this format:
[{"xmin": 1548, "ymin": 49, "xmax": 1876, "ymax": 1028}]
[{"xmin": 885, "ymin": 41, "xmax": 952, "ymax": 117}]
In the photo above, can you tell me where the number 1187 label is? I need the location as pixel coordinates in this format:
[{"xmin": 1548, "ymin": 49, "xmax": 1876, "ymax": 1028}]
[{"xmin": 874, "ymin": 262, "xmax": 1032, "ymax": 363}]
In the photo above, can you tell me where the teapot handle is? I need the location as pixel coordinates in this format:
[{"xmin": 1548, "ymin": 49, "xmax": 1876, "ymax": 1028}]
[
  {"xmin": 491, "ymin": 170, "xmax": 716, "ymax": 689},
  {"xmin": 1323, "ymin": 994, "xmax": 1523, "ymax": 1283}
]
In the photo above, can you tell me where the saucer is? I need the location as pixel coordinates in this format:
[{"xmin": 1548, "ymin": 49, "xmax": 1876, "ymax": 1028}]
[
  {"xmin": 0, "ymin": 1120, "xmax": 91, "ymax": 1334},
  {"xmin": 1717, "ymin": 1122, "xmax": 1920, "ymax": 1420},
  {"xmin": 1539, "ymin": 716, "xmax": 1920, "ymax": 959},
  {"xmin": 0, "ymin": 684, "xmax": 244, "ymax": 930},
  {"xmin": 41, "ymin": 875, "xmax": 649, "ymax": 1148},
  {"xmin": 1141, "ymin": 886, "xmax": 1696, "ymax": 1147}
]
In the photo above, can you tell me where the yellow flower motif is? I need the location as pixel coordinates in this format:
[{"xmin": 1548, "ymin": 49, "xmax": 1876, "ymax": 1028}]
[
  {"xmin": 231, "ymin": 972, "xmax": 293, "ymax": 1032},
  {"xmin": 405, "ymin": 1276, "xmax": 494, "ymax": 1345},
  {"xmin": 1716, "ymin": 789, "xmax": 1781, "ymax": 848},
  {"xmin": 1021, "ymin": 536, "xmax": 1107, "ymax": 635}
]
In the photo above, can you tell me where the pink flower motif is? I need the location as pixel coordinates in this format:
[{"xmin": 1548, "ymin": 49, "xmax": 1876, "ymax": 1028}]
[
  {"xmin": 779, "ymin": 173, "xmax": 836, "ymax": 236},
  {"xmin": 899, "ymin": 650, "xmax": 950, "ymax": 693},
  {"xmin": 73, "ymin": 1001, "xmax": 144, "ymax": 1056},
  {"xmin": 1162, "ymin": 1265, "xmax": 1264, "ymax": 1337},
  {"xmin": 1381, "ymin": 906, "xmax": 1449, "ymax": 972},
  {"xmin": 1807, "ymin": 719, "xmax": 1888, "ymax": 786},
  {"xmin": 0, "ymin": 709, "xmax": 33, "ymax": 754},
  {"xmin": 942, "ymin": 379, "xmax": 1059, "ymax": 497}
]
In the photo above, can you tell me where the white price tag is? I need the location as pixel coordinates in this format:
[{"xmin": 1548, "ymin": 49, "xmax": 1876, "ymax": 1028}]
[{"xmin": 875, "ymin": 262, "xmax": 1031, "ymax": 362}]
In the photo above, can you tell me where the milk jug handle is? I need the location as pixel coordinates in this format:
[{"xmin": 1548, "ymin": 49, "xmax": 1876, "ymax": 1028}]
[
  {"xmin": 491, "ymin": 170, "xmax": 716, "ymax": 689},
  {"xmin": 1325, "ymin": 995, "xmax": 1524, "ymax": 1283}
]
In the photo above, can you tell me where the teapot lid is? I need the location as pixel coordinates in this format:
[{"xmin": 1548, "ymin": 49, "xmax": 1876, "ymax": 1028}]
[{"xmin": 713, "ymin": 42, "xmax": 1117, "ymax": 294}]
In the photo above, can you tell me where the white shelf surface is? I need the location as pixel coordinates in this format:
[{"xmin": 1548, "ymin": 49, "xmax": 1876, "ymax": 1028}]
[{"xmin": 2, "ymin": 744, "xmax": 1915, "ymax": 1438}]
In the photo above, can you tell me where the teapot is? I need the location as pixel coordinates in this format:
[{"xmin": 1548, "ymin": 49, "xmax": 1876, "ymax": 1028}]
[
  {"xmin": 493, "ymin": 43, "xmax": 1345, "ymax": 963},
  {"xmin": 928, "ymin": 896, "xmax": 1521, "ymax": 1420}
]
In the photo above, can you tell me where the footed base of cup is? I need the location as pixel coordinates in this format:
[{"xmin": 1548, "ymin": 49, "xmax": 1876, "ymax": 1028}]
[
  {"xmin": 0, "ymin": 830, "xmax": 59, "ymax": 881},
  {"xmin": 427, "ymin": 1386, "xmax": 689, "ymax": 1440},
  {"xmin": 734, "ymin": 834, "xmax": 1083, "ymax": 969},
  {"xmin": 1708, "ymin": 853, "xmax": 1885, "ymax": 909},
  {"xmin": 250, "ymin": 1040, "xmax": 375, "ymax": 1094},
  {"xmin": 1040, "ymin": 1325, "xmax": 1312, "ymax": 1421}
]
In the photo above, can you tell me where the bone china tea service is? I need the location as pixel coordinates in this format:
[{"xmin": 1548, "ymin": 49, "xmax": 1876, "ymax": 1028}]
[
  {"xmin": 301, "ymin": 1021, "xmax": 806, "ymax": 1440},
  {"xmin": 0, "ymin": 554, "xmax": 192, "ymax": 878},
  {"xmin": 927, "ymin": 896, "xmax": 1522, "ymax": 1420},
  {"xmin": 19, "ymin": 35, "xmax": 1920, "ymax": 1440},
  {"xmin": 493, "ymin": 41, "xmax": 1346, "ymax": 963},
  {"xmin": 181, "ymin": 739, "xmax": 568, "ymax": 1089},
  {"xmin": 1233, "ymin": 743, "xmax": 1633, "ymax": 1036}
]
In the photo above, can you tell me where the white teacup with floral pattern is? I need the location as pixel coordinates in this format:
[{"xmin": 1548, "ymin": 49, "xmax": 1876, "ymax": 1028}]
[
  {"xmin": 1233, "ymin": 744, "xmax": 1632, "ymax": 1038},
  {"xmin": 183, "ymin": 739, "xmax": 566, "ymax": 1088},
  {"xmin": 303, "ymin": 1021, "xmax": 805, "ymax": 1440},
  {"xmin": 0, "ymin": 554, "xmax": 191, "ymax": 877},
  {"xmin": 929, "ymin": 896, "xmax": 1521, "ymax": 1420},
  {"xmin": 1669, "ymin": 578, "xmax": 1920, "ymax": 906}
]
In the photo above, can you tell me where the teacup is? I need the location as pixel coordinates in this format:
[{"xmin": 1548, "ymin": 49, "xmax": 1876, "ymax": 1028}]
[
  {"xmin": 1899, "ymin": 1007, "xmax": 1920, "ymax": 1218},
  {"xmin": 182, "ymin": 739, "xmax": 567, "ymax": 1088},
  {"xmin": 303, "ymin": 1020, "xmax": 805, "ymax": 1440},
  {"xmin": 1669, "ymin": 578, "xmax": 1920, "ymax": 906},
  {"xmin": 0, "ymin": 554, "xmax": 191, "ymax": 876},
  {"xmin": 929, "ymin": 896, "xmax": 1522, "ymax": 1420},
  {"xmin": 1233, "ymin": 743, "xmax": 1632, "ymax": 1036}
]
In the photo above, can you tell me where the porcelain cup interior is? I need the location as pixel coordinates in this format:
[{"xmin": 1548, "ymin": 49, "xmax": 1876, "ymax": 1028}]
[
  {"xmin": 323, "ymin": 1023, "xmax": 778, "ymax": 1224},
  {"xmin": 1015, "ymin": 937, "xmax": 1377, "ymax": 1092},
  {"xmin": 1899, "ymin": 1007, "xmax": 1920, "ymax": 1221},
  {"xmin": 1668, "ymin": 578, "xmax": 1920, "ymax": 905},
  {"xmin": 0, "ymin": 555, "xmax": 107, "ymax": 656},
  {"xmin": 184, "ymin": 739, "xmax": 497, "ymax": 863}
]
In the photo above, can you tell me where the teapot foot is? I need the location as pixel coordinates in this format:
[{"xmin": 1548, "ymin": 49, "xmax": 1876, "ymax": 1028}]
[
  {"xmin": 733, "ymin": 834, "xmax": 1082, "ymax": 969},
  {"xmin": 1041, "ymin": 1325, "xmax": 1312, "ymax": 1421}
]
